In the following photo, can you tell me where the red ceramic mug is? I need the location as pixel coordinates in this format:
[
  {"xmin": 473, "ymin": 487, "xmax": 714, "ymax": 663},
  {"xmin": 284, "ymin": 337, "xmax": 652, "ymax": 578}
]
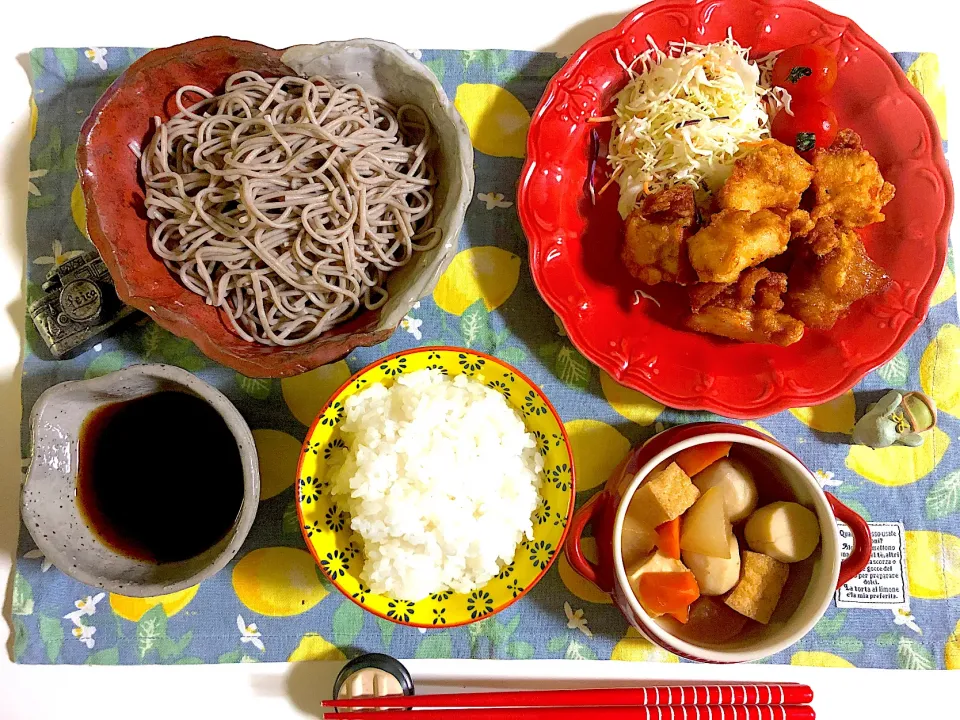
[{"xmin": 565, "ymin": 423, "xmax": 872, "ymax": 663}]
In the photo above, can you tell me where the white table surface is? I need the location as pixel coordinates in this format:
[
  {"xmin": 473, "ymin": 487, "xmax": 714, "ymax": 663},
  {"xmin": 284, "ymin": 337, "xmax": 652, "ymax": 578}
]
[{"xmin": 1, "ymin": 1, "xmax": 956, "ymax": 717}]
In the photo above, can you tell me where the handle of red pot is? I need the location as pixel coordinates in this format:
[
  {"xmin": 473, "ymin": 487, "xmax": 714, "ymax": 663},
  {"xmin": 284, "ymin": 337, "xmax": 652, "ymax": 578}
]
[
  {"xmin": 828, "ymin": 493, "xmax": 873, "ymax": 588},
  {"xmin": 564, "ymin": 492, "xmax": 609, "ymax": 590}
]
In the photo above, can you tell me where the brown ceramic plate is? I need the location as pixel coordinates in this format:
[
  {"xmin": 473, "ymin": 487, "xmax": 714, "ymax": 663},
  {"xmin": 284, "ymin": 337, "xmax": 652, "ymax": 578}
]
[{"xmin": 78, "ymin": 37, "xmax": 473, "ymax": 377}]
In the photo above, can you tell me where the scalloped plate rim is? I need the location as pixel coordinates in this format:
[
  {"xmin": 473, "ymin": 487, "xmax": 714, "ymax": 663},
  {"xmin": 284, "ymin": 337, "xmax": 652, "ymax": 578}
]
[{"xmin": 518, "ymin": 0, "xmax": 953, "ymax": 418}]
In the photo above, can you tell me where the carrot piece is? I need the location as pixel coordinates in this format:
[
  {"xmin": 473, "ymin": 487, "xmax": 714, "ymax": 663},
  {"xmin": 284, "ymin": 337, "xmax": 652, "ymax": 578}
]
[
  {"xmin": 668, "ymin": 605, "xmax": 690, "ymax": 624},
  {"xmin": 655, "ymin": 517, "xmax": 681, "ymax": 560},
  {"xmin": 674, "ymin": 442, "xmax": 732, "ymax": 477},
  {"xmin": 637, "ymin": 571, "xmax": 701, "ymax": 622}
]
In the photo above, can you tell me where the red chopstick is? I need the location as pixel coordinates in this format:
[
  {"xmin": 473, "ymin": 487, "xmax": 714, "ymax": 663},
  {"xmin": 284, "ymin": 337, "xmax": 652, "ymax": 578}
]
[
  {"xmin": 321, "ymin": 683, "xmax": 813, "ymax": 709},
  {"xmin": 326, "ymin": 706, "xmax": 815, "ymax": 720}
]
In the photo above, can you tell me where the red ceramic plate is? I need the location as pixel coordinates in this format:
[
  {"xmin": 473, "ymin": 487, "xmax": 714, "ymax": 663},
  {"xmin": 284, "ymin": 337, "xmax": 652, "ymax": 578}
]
[{"xmin": 518, "ymin": 0, "xmax": 952, "ymax": 418}]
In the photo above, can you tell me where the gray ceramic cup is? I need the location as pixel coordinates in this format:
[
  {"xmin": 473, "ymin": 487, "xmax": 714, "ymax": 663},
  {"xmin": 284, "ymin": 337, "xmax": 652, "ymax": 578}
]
[{"xmin": 22, "ymin": 363, "xmax": 259, "ymax": 596}]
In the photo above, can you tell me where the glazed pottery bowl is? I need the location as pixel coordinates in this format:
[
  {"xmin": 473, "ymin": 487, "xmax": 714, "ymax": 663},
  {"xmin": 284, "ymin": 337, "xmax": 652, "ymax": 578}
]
[
  {"xmin": 21, "ymin": 364, "xmax": 260, "ymax": 596},
  {"xmin": 296, "ymin": 347, "xmax": 575, "ymax": 627},
  {"xmin": 518, "ymin": 0, "xmax": 952, "ymax": 417},
  {"xmin": 78, "ymin": 37, "xmax": 473, "ymax": 378},
  {"xmin": 565, "ymin": 423, "xmax": 872, "ymax": 663}
]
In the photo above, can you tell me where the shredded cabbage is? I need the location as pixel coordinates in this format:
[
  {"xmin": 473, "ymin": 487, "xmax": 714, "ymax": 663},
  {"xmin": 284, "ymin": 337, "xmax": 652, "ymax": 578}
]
[{"xmin": 609, "ymin": 35, "xmax": 785, "ymax": 218}]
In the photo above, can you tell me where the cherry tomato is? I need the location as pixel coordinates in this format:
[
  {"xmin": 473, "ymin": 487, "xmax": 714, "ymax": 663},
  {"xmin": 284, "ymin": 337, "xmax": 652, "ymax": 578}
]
[
  {"xmin": 771, "ymin": 44, "xmax": 838, "ymax": 99},
  {"xmin": 771, "ymin": 102, "xmax": 838, "ymax": 157}
]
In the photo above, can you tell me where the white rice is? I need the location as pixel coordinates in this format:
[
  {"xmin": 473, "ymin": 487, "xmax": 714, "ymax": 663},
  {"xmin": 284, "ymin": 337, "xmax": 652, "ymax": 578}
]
[{"xmin": 329, "ymin": 368, "xmax": 544, "ymax": 601}]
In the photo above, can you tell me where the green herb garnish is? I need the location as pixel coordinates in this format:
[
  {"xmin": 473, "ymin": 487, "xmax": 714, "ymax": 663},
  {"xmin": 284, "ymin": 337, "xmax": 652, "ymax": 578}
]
[
  {"xmin": 787, "ymin": 66, "xmax": 813, "ymax": 84},
  {"xmin": 795, "ymin": 132, "xmax": 817, "ymax": 153}
]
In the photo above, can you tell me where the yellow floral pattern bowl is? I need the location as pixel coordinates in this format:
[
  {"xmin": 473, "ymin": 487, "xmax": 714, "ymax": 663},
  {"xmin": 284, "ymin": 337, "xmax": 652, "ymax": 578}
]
[{"xmin": 295, "ymin": 347, "xmax": 575, "ymax": 627}]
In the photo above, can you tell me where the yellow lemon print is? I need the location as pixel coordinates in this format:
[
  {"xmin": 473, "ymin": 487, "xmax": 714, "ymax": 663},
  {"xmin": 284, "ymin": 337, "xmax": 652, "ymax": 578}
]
[
  {"xmin": 845, "ymin": 426, "xmax": 949, "ymax": 486},
  {"xmin": 906, "ymin": 53, "xmax": 948, "ymax": 140},
  {"xmin": 790, "ymin": 651, "xmax": 855, "ymax": 668},
  {"xmin": 946, "ymin": 619, "xmax": 960, "ymax": 670},
  {"xmin": 30, "ymin": 95, "xmax": 38, "ymax": 140},
  {"xmin": 110, "ymin": 585, "xmax": 199, "ymax": 622},
  {"xmin": 743, "ymin": 421, "xmax": 774, "ymax": 437},
  {"xmin": 905, "ymin": 530, "xmax": 960, "ymax": 600},
  {"xmin": 288, "ymin": 632, "xmax": 346, "ymax": 662},
  {"xmin": 789, "ymin": 391, "xmax": 856, "ymax": 434},
  {"xmin": 454, "ymin": 83, "xmax": 530, "ymax": 158},
  {"xmin": 600, "ymin": 372, "xmax": 665, "ymax": 427},
  {"xmin": 71, "ymin": 181, "xmax": 88, "ymax": 239},
  {"xmin": 920, "ymin": 324, "xmax": 960, "ymax": 418},
  {"xmin": 565, "ymin": 419, "xmax": 630, "ymax": 492},
  {"xmin": 558, "ymin": 536, "xmax": 613, "ymax": 605},
  {"xmin": 611, "ymin": 627, "xmax": 679, "ymax": 662},
  {"xmin": 282, "ymin": 360, "xmax": 352, "ymax": 426},
  {"xmin": 433, "ymin": 246, "xmax": 520, "ymax": 316},
  {"xmin": 232, "ymin": 547, "xmax": 328, "ymax": 617},
  {"xmin": 253, "ymin": 429, "xmax": 302, "ymax": 501},
  {"xmin": 931, "ymin": 266, "xmax": 955, "ymax": 308}
]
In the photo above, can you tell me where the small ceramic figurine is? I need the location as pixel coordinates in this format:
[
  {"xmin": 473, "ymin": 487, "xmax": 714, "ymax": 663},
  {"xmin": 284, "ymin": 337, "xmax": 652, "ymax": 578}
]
[{"xmin": 852, "ymin": 390, "xmax": 938, "ymax": 448}]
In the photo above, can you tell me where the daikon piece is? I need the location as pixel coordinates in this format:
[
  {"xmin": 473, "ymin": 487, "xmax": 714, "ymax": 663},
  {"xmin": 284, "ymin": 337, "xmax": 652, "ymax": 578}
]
[
  {"xmin": 621, "ymin": 512, "xmax": 657, "ymax": 568},
  {"xmin": 679, "ymin": 485, "xmax": 732, "ymax": 558}
]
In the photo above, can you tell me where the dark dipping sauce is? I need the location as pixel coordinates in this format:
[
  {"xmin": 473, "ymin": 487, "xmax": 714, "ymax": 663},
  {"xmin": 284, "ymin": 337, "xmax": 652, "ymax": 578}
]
[{"xmin": 76, "ymin": 391, "xmax": 244, "ymax": 563}]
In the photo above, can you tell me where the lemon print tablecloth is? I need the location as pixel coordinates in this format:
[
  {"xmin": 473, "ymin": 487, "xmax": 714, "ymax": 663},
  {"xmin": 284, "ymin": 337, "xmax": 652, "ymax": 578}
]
[{"xmin": 13, "ymin": 47, "xmax": 960, "ymax": 669}]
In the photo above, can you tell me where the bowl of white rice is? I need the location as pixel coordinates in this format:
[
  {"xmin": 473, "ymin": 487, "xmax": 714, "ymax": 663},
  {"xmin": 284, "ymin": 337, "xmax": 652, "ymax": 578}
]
[{"xmin": 296, "ymin": 347, "xmax": 575, "ymax": 627}]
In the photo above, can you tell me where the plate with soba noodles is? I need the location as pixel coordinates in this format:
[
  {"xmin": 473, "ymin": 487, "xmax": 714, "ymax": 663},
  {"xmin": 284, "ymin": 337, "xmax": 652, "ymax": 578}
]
[{"xmin": 78, "ymin": 37, "xmax": 473, "ymax": 377}]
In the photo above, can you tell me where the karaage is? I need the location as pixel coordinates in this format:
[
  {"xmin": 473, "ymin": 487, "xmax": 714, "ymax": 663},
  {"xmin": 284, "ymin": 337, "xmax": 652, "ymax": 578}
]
[
  {"xmin": 622, "ymin": 186, "xmax": 697, "ymax": 285},
  {"xmin": 810, "ymin": 129, "xmax": 895, "ymax": 227},
  {"xmin": 718, "ymin": 140, "xmax": 814, "ymax": 212},
  {"xmin": 786, "ymin": 218, "xmax": 889, "ymax": 329},
  {"xmin": 687, "ymin": 209, "xmax": 791, "ymax": 284},
  {"xmin": 685, "ymin": 267, "xmax": 804, "ymax": 346}
]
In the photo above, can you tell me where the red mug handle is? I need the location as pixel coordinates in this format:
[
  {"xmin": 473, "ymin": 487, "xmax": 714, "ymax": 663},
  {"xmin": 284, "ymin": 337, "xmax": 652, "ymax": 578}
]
[
  {"xmin": 564, "ymin": 492, "xmax": 613, "ymax": 592},
  {"xmin": 827, "ymin": 494, "xmax": 872, "ymax": 588}
]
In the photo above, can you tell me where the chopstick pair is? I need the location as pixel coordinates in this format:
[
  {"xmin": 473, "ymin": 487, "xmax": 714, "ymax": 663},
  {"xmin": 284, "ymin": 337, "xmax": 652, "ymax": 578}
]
[
  {"xmin": 322, "ymin": 683, "xmax": 814, "ymax": 718},
  {"xmin": 327, "ymin": 706, "xmax": 815, "ymax": 720}
]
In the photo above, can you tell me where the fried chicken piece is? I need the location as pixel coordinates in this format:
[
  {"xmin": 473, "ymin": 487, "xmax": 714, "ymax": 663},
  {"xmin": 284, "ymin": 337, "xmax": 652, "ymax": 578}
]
[
  {"xmin": 684, "ymin": 267, "xmax": 804, "ymax": 346},
  {"xmin": 687, "ymin": 209, "xmax": 791, "ymax": 284},
  {"xmin": 810, "ymin": 129, "xmax": 896, "ymax": 227},
  {"xmin": 718, "ymin": 140, "xmax": 814, "ymax": 212},
  {"xmin": 781, "ymin": 208, "xmax": 815, "ymax": 238},
  {"xmin": 622, "ymin": 186, "xmax": 697, "ymax": 285},
  {"xmin": 786, "ymin": 218, "xmax": 889, "ymax": 329}
]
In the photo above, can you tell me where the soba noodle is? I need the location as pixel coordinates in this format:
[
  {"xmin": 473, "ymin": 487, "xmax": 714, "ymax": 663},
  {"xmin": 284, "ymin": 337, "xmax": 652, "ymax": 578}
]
[{"xmin": 140, "ymin": 71, "xmax": 439, "ymax": 346}]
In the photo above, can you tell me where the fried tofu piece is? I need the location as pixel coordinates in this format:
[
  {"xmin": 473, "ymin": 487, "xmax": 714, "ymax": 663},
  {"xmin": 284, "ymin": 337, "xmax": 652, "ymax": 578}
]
[
  {"xmin": 724, "ymin": 551, "xmax": 789, "ymax": 624},
  {"xmin": 810, "ymin": 129, "xmax": 895, "ymax": 228},
  {"xmin": 688, "ymin": 209, "xmax": 791, "ymax": 284},
  {"xmin": 718, "ymin": 141, "xmax": 814, "ymax": 212},
  {"xmin": 786, "ymin": 218, "xmax": 889, "ymax": 330},
  {"xmin": 622, "ymin": 186, "xmax": 697, "ymax": 285},
  {"xmin": 685, "ymin": 267, "xmax": 805, "ymax": 346},
  {"xmin": 628, "ymin": 462, "xmax": 700, "ymax": 528}
]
